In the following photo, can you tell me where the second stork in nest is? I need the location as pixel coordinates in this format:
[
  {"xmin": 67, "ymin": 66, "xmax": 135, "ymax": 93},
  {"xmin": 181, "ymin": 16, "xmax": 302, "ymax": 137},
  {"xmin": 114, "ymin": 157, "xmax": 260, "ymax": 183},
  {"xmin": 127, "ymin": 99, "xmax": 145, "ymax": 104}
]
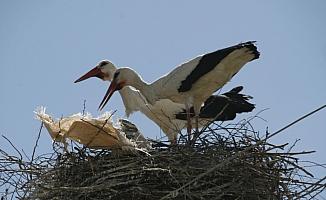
[
  {"xmin": 95, "ymin": 41, "xmax": 260, "ymax": 137},
  {"xmin": 75, "ymin": 57, "xmax": 256, "ymax": 143}
]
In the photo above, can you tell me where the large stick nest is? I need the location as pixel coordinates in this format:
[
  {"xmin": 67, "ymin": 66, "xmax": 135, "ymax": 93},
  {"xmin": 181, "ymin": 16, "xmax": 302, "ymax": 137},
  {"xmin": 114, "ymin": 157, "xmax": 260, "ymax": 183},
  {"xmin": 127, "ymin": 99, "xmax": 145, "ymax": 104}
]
[{"xmin": 1, "ymin": 118, "xmax": 325, "ymax": 199}]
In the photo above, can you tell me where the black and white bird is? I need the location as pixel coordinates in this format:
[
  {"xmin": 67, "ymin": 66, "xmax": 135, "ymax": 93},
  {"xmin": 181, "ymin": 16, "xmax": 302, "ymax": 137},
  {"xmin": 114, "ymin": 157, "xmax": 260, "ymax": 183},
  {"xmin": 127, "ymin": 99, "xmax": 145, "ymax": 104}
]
[
  {"xmin": 95, "ymin": 41, "xmax": 260, "ymax": 135},
  {"xmin": 75, "ymin": 60, "xmax": 255, "ymax": 143}
]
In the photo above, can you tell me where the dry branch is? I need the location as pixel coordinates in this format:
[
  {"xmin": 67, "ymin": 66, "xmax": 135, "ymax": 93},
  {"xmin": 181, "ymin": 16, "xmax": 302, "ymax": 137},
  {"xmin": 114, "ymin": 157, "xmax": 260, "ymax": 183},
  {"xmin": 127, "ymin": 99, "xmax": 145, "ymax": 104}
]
[{"xmin": 1, "ymin": 106, "xmax": 325, "ymax": 199}]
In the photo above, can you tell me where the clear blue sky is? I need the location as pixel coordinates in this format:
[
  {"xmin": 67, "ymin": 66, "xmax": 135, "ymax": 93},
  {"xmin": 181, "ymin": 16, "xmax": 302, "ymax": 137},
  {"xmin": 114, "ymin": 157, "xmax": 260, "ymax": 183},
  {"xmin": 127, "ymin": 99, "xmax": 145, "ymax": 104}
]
[{"xmin": 1, "ymin": 0, "xmax": 325, "ymax": 194}]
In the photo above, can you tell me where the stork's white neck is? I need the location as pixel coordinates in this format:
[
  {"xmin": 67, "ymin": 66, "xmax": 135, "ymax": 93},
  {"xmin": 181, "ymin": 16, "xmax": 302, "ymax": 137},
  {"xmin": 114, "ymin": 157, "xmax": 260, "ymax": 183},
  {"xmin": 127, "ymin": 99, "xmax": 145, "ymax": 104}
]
[
  {"xmin": 124, "ymin": 70, "xmax": 158, "ymax": 105},
  {"xmin": 118, "ymin": 87, "xmax": 144, "ymax": 117}
]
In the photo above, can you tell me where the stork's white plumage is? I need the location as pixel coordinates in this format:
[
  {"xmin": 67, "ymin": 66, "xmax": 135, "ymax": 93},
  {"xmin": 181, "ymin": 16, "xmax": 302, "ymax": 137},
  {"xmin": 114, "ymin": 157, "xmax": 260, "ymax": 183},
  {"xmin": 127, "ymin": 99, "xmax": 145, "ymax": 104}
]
[
  {"xmin": 75, "ymin": 60, "xmax": 255, "ymax": 143},
  {"xmin": 96, "ymin": 41, "xmax": 260, "ymax": 135}
]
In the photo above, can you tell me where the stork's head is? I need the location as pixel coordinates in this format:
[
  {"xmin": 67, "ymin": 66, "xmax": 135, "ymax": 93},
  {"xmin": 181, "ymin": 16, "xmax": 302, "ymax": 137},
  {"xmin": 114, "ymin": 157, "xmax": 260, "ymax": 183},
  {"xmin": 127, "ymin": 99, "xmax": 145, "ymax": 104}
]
[
  {"xmin": 98, "ymin": 68, "xmax": 141, "ymax": 110},
  {"xmin": 74, "ymin": 60, "xmax": 117, "ymax": 83}
]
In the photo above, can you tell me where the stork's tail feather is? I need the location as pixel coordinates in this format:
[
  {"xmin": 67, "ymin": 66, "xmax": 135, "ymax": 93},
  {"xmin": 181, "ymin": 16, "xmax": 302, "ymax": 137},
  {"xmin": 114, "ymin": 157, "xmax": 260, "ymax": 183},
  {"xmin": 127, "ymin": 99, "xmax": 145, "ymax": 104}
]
[
  {"xmin": 239, "ymin": 41, "xmax": 260, "ymax": 61},
  {"xmin": 222, "ymin": 86, "xmax": 253, "ymax": 101},
  {"xmin": 226, "ymin": 86, "xmax": 244, "ymax": 95}
]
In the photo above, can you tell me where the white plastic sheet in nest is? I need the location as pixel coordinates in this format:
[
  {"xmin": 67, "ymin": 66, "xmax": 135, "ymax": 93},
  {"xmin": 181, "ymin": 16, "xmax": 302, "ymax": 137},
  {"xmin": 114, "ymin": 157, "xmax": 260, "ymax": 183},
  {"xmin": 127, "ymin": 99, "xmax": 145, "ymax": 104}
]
[{"xmin": 34, "ymin": 107, "xmax": 135, "ymax": 150}]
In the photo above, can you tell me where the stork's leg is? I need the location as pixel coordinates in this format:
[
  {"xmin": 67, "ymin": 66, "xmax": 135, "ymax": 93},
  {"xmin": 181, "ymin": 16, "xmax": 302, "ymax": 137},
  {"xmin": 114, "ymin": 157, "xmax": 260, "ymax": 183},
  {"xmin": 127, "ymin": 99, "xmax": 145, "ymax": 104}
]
[
  {"xmin": 194, "ymin": 104, "xmax": 201, "ymax": 133},
  {"xmin": 185, "ymin": 103, "xmax": 192, "ymax": 136},
  {"xmin": 195, "ymin": 114, "xmax": 199, "ymax": 133},
  {"xmin": 170, "ymin": 133, "xmax": 177, "ymax": 145},
  {"xmin": 191, "ymin": 105, "xmax": 201, "ymax": 145}
]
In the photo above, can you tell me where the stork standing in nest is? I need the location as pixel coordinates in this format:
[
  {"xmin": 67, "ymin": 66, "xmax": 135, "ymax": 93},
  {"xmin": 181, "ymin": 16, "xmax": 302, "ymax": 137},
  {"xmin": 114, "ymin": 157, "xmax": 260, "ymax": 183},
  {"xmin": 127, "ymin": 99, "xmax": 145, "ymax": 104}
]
[
  {"xmin": 94, "ymin": 41, "xmax": 259, "ymax": 138},
  {"xmin": 75, "ymin": 59, "xmax": 255, "ymax": 143}
]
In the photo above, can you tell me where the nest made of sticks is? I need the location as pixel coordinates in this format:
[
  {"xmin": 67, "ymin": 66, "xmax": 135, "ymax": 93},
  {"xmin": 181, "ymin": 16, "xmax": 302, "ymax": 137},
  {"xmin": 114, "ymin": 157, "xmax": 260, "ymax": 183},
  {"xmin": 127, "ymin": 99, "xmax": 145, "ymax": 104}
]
[{"xmin": 1, "ymin": 116, "xmax": 326, "ymax": 200}]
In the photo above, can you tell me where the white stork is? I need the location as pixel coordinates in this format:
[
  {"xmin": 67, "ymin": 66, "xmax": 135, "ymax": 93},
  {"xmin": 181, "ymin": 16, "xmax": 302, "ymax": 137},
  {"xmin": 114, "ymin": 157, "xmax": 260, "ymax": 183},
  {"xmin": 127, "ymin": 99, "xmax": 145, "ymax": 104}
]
[
  {"xmin": 95, "ymin": 41, "xmax": 260, "ymax": 135},
  {"xmin": 75, "ymin": 60, "xmax": 255, "ymax": 143}
]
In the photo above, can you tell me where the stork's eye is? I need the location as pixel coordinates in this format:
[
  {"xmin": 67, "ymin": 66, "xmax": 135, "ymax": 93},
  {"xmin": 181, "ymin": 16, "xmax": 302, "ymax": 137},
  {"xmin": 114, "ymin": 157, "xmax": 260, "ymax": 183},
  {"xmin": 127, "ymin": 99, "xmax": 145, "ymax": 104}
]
[
  {"xmin": 113, "ymin": 71, "xmax": 120, "ymax": 79},
  {"xmin": 98, "ymin": 60, "xmax": 109, "ymax": 68}
]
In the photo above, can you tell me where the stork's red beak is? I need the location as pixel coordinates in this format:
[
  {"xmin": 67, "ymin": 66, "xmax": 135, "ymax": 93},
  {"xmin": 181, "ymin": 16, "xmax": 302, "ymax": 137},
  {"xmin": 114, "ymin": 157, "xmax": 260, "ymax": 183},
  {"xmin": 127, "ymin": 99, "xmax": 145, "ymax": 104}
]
[
  {"xmin": 74, "ymin": 66, "xmax": 105, "ymax": 83},
  {"xmin": 98, "ymin": 81, "xmax": 125, "ymax": 111}
]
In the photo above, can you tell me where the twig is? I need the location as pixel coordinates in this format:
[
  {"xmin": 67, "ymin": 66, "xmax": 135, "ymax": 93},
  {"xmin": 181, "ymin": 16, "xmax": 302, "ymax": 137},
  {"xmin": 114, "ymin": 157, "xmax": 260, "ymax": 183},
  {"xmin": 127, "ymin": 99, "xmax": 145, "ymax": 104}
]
[
  {"xmin": 82, "ymin": 99, "xmax": 87, "ymax": 116},
  {"xmin": 2, "ymin": 135, "xmax": 23, "ymax": 160},
  {"xmin": 31, "ymin": 122, "xmax": 43, "ymax": 163},
  {"xmin": 266, "ymin": 104, "xmax": 325, "ymax": 140},
  {"xmin": 160, "ymin": 104, "xmax": 326, "ymax": 199}
]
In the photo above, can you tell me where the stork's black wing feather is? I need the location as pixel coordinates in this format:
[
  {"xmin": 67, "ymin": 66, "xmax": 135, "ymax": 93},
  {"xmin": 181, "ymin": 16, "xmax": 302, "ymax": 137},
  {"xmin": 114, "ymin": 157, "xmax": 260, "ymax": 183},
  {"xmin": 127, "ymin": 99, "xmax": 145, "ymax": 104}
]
[
  {"xmin": 175, "ymin": 86, "xmax": 255, "ymax": 121},
  {"xmin": 178, "ymin": 41, "xmax": 260, "ymax": 93}
]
